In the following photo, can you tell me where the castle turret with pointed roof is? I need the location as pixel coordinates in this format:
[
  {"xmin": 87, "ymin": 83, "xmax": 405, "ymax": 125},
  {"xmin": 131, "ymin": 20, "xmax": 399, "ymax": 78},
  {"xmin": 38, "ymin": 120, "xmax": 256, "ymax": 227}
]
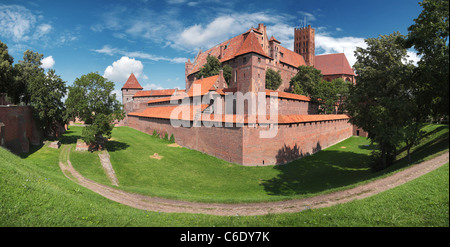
[{"xmin": 121, "ymin": 73, "xmax": 143, "ymax": 103}]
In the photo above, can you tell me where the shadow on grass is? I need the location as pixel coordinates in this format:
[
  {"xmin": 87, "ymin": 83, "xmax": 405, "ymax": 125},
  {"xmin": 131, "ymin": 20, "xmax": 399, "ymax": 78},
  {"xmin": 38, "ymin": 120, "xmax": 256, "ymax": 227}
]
[
  {"xmin": 263, "ymin": 149, "xmax": 373, "ymax": 196},
  {"xmin": 263, "ymin": 127, "xmax": 449, "ymax": 197},
  {"xmin": 59, "ymin": 130, "xmax": 81, "ymax": 145},
  {"xmin": 106, "ymin": 140, "xmax": 130, "ymax": 152}
]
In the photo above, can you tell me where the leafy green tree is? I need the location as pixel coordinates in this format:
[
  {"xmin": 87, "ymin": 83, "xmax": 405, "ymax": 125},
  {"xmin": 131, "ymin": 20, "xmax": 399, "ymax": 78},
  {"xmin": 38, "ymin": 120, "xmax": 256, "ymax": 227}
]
[
  {"xmin": 332, "ymin": 78, "xmax": 352, "ymax": 114},
  {"xmin": 406, "ymin": 0, "xmax": 449, "ymax": 119},
  {"xmin": 289, "ymin": 66, "xmax": 350, "ymax": 114},
  {"xmin": 196, "ymin": 55, "xmax": 232, "ymax": 85},
  {"xmin": 28, "ymin": 69, "xmax": 67, "ymax": 138},
  {"xmin": 66, "ymin": 72, "xmax": 125, "ymax": 149},
  {"xmin": 314, "ymin": 80, "xmax": 338, "ymax": 114},
  {"xmin": 346, "ymin": 32, "xmax": 415, "ymax": 170},
  {"xmin": 0, "ymin": 41, "xmax": 14, "ymax": 95},
  {"xmin": 12, "ymin": 50, "xmax": 44, "ymax": 104},
  {"xmin": 265, "ymin": 68, "xmax": 282, "ymax": 90},
  {"xmin": 222, "ymin": 64, "xmax": 232, "ymax": 85},
  {"xmin": 289, "ymin": 65, "xmax": 323, "ymax": 96}
]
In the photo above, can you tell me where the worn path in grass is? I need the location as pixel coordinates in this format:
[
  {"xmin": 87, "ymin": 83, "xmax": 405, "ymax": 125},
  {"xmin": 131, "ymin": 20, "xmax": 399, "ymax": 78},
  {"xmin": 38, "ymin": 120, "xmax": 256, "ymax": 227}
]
[{"xmin": 58, "ymin": 146, "xmax": 449, "ymax": 216}]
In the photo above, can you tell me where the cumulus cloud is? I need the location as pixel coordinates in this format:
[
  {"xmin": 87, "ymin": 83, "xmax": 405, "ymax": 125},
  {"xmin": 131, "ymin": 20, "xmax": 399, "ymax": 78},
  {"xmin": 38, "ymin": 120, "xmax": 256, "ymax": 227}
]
[
  {"xmin": 103, "ymin": 56, "xmax": 145, "ymax": 83},
  {"xmin": 143, "ymin": 83, "xmax": 165, "ymax": 90},
  {"xmin": 41, "ymin": 56, "xmax": 55, "ymax": 69},
  {"xmin": 0, "ymin": 4, "xmax": 36, "ymax": 41},
  {"xmin": 406, "ymin": 50, "xmax": 421, "ymax": 66},
  {"xmin": 0, "ymin": 4, "xmax": 54, "ymax": 43},
  {"xmin": 315, "ymin": 33, "xmax": 367, "ymax": 66},
  {"xmin": 94, "ymin": 45, "xmax": 187, "ymax": 63},
  {"xmin": 173, "ymin": 12, "xmax": 287, "ymax": 52}
]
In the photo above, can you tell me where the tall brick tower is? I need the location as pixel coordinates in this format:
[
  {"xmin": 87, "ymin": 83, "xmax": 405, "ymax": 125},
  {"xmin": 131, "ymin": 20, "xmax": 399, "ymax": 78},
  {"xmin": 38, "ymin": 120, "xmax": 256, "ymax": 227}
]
[
  {"xmin": 294, "ymin": 25, "xmax": 315, "ymax": 67},
  {"xmin": 121, "ymin": 73, "xmax": 143, "ymax": 104}
]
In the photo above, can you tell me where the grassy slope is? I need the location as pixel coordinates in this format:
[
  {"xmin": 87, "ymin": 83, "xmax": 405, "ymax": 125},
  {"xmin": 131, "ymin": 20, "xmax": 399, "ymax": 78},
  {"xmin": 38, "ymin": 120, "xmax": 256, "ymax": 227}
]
[
  {"xmin": 0, "ymin": 124, "xmax": 448, "ymax": 226},
  {"xmin": 75, "ymin": 124, "xmax": 448, "ymax": 204},
  {"xmin": 0, "ymin": 145, "xmax": 447, "ymax": 226}
]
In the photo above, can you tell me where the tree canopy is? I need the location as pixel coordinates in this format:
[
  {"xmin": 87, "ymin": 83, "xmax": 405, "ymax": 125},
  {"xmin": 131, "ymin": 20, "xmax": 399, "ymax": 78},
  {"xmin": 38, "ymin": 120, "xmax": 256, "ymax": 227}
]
[
  {"xmin": 289, "ymin": 66, "xmax": 323, "ymax": 97},
  {"xmin": 0, "ymin": 41, "xmax": 14, "ymax": 95},
  {"xmin": 265, "ymin": 68, "xmax": 282, "ymax": 90},
  {"xmin": 65, "ymin": 72, "xmax": 124, "ymax": 149},
  {"xmin": 28, "ymin": 69, "xmax": 67, "ymax": 137},
  {"xmin": 406, "ymin": 0, "xmax": 449, "ymax": 119},
  {"xmin": 196, "ymin": 55, "xmax": 232, "ymax": 85},
  {"xmin": 346, "ymin": 32, "xmax": 416, "ymax": 170},
  {"xmin": 290, "ymin": 66, "xmax": 350, "ymax": 114}
]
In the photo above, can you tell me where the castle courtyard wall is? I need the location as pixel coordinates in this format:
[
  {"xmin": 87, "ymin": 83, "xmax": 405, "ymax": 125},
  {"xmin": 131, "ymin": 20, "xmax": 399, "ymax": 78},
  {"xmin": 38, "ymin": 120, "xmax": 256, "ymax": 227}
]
[
  {"xmin": 242, "ymin": 118, "xmax": 353, "ymax": 166},
  {"xmin": 0, "ymin": 106, "xmax": 41, "ymax": 153},
  {"xmin": 127, "ymin": 114, "xmax": 353, "ymax": 166},
  {"xmin": 127, "ymin": 115, "xmax": 244, "ymax": 164}
]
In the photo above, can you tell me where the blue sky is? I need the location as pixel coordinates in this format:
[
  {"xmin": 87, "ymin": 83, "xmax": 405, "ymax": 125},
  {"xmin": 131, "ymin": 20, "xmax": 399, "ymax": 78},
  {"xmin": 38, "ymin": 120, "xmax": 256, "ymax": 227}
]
[{"xmin": 1, "ymin": 0, "xmax": 423, "ymax": 101}]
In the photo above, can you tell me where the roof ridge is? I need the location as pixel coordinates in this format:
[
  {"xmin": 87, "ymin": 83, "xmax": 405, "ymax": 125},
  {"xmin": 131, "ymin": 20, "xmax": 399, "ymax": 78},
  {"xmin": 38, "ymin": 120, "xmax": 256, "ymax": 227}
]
[
  {"xmin": 122, "ymin": 73, "xmax": 143, "ymax": 89},
  {"xmin": 234, "ymin": 31, "xmax": 269, "ymax": 58}
]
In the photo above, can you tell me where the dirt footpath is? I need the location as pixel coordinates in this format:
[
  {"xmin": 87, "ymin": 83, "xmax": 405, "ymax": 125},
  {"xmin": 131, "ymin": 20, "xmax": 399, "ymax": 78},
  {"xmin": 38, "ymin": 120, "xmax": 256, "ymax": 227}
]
[{"xmin": 59, "ymin": 149, "xmax": 449, "ymax": 216}]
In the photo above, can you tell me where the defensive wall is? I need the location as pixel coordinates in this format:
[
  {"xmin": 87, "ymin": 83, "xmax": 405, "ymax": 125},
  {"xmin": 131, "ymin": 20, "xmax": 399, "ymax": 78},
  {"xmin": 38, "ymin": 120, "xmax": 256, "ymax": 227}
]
[
  {"xmin": 127, "ymin": 114, "xmax": 353, "ymax": 166},
  {"xmin": 0, "ymin": 105, "xmax": 41, "ymax": 153}
]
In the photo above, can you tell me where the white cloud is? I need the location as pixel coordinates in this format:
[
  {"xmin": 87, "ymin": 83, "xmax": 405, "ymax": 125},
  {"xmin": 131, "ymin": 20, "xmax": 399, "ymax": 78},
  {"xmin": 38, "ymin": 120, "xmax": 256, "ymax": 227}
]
[
  {"xmin": 94, "ymin": 45, "xmax": 187, "ymax": 63},
  {"xmin": 0, "ymin": 4, "xmax": 36, "ymax": 41},
  {"xmin": 406, "ymin": 50, "xmax": 421, "ymax": 66},
  {"xmin": 297, "ymin": 11, "xmax": 317, "ymax": 22},
  {"xmin": 111, "ymin": 89, "xmax": 122, "ymax": 103},
  {"xmin": 34, "ymin": 23, "xmax": 52, "ymax": 38},
  {"xmin": 173, "ymin": 12, "xmax": 286, "ymax": 52},
  {"xmin": 143, "ymin": 83, "xmax": 165, "ymax": 90},
  {"xmin": 315, "ymin": 33, "xmax": 367, "ymax": 66},
  {"xmin": 41, "ymin": 56, "xmax": 55, "ymax": 69},
  {"xmin": 103, "ymin": 56, "xmax": 145, "ymax": 84}
]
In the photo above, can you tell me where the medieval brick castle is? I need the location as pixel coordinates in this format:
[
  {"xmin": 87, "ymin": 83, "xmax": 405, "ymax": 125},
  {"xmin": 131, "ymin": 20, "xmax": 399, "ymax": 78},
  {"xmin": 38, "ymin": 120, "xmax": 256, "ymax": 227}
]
[{"xmin": 120, "ymin": 23, "xmax": 360, "ymax": 166}]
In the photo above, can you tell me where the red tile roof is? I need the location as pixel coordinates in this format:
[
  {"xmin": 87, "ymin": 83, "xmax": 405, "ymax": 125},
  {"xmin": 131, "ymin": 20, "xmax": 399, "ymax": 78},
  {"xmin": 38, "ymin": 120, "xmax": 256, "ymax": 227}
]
[
  {"xmin": 278, "ymin": 46, "xmax": 306, "ymax": 68},
  {"xmin": 133, "ymin": 89, "xmax": 185, "ymax": 98},
  {"xmin": 189, "ymin": 34, "xmax": 244, "ymax": 75},
  {"xmin": 186, "ymin": 75, "xmax": 219, "ymax": 97},
  {"xmin": 146, "ymin": 75, "xmax": 219, "ymax": 105},
  {"xmin": 314, "ymin": 53, "xmax": 355, "ymax": 76},
  {"xmin": 269, "ymin": 36, "xmax": 280, "ymax": 44},
  {"xmin": 122, "ymin": 73, "xmax": 143, "ymax": 89},
  {"xmin": 130, "ymin": 104, "xmax": 349, "ymax": 124},
  {"xmin": 129, "ymin": 104, "xmax": 210, "ymax": 121},
  {"xmin": 188, "ymin": 30, "xmax": 273, "ymax": 76},
  {"xmin": 234, "ymin": 31, "xmax": 270, "ymax": 58},
  {"xmin": 265, "ymin": 89, "xmax": 311, "ymax": 102}
]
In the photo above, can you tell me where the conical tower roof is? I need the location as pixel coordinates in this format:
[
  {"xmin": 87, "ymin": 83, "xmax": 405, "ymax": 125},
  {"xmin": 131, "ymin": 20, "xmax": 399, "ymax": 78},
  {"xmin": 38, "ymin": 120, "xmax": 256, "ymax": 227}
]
[{"xmin": 122, "ymin": 73, "xmax": 143, "ymax": 89}]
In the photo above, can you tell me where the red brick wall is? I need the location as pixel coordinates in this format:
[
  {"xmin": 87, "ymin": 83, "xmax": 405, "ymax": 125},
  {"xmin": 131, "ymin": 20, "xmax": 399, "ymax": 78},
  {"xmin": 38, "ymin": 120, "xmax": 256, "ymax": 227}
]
[
  {"xmin": 0, "ymin": 106, "xmax": 41, "ymax": 153},
  {"xmin": 127, "ymin": 114, "xmax": 352, "ymax": 166},
  {"xmin": 128, "ymin": 116, "xmax": 244, "ymax": 164},
  {"xmin": 242, "ymin": 118, "xmax": 353, "ymax": 166}
]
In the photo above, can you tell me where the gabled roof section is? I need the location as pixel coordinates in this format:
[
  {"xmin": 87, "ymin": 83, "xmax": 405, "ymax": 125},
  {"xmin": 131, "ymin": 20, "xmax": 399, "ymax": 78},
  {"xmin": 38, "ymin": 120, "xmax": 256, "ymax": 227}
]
[
  {"xmin": 314, "ymin": 53, "xmax": 355, "ymax": 76},
  {"xmin": 186, "ymin": 75, "xmax": 220, "ymax": 97},
  {"xmin": 234, "ymin": 31, "xmax": 269, "ymax": 58},
  {"xmin": 146, "ymin": 75, "xmax": 220, "ymax": 105},
  {"xmin": 122, "ymin": 73, "xmax": 143, "ymax": 89},
  {"xmin": 188, "ymin": 35, "xmax": 244, "ymax": 75},
  {"xmin": 133, "ymin": 89, "xmax": 185, "ymax": 98},
  {"xmin": 269, "ymin": 36, "xmax": 280, "ymax": 44},
  {"xmin": 278, "ymin": 46, "xmax": 306, "ymax": 68}
]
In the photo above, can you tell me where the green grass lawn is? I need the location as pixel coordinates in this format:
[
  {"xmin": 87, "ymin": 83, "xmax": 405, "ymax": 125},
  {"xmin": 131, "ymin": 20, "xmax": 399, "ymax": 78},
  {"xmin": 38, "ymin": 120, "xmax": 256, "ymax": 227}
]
[
  {"xmin": 66, "ymin": 124, "xmax": 448, "ymax": 204},
  {"xmin": 65, "ymin": 126, "xmax": 374, "ymax": 203},
  {"xmin": 0, "ymin": 123, "xmax": 448, "ymax": 226},
  {"xmin": 1, "ymin": 143, "xmax": 447, "ymax": 227}
]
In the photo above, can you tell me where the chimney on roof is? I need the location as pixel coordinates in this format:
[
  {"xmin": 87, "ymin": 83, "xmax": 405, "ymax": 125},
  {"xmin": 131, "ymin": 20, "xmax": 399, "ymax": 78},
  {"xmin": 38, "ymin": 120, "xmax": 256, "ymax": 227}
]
[
  {"xmin": 218, "ymin": 69, "xmax": 227, "ymax": 89},
  {"xmin": 219, "ymin": 45, "xmax": 224, "ymax": 59}
]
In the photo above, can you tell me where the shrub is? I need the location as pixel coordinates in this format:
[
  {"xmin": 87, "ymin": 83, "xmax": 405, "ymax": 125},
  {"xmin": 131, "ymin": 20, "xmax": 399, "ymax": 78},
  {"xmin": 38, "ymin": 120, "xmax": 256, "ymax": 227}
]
[{"xmin": 169, "ymin": 134, "xmax": 175, "ymax": 143}]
